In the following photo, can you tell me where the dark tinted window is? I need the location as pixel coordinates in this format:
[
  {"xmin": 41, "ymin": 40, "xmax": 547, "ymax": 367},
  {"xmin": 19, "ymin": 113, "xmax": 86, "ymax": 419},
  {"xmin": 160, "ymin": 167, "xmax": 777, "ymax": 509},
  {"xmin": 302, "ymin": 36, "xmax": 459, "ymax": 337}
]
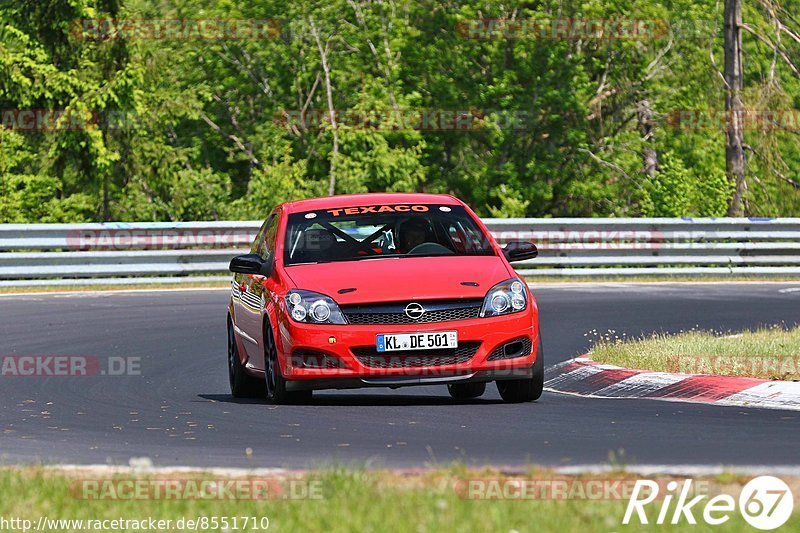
[
  {"xmin": 250, "ymin": 216, "xmax": 272, "ymax": 255},
  {"xmin": 258, "ymin": 215, "xmax": 278, "ymax": 261}
]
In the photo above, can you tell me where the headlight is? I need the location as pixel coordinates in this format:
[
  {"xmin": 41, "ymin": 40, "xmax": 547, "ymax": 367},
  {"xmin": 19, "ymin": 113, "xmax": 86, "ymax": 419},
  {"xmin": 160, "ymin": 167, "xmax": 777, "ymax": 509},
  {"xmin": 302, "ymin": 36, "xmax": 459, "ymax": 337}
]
[
  {"xmin": 480, "ymin": 278, "xmax": 527, "ymax": 317},
  {"xmin": 285, "ymin": 290, "xmax": 347, "ymax": 324}
]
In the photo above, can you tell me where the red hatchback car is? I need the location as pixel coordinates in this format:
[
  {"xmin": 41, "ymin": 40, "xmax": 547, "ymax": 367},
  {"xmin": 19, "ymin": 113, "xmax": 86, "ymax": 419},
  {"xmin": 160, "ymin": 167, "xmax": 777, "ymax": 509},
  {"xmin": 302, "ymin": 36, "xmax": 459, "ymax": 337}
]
[{"xmin": 227, "ymin": 193, "xmax": 542, "ymax": 404}]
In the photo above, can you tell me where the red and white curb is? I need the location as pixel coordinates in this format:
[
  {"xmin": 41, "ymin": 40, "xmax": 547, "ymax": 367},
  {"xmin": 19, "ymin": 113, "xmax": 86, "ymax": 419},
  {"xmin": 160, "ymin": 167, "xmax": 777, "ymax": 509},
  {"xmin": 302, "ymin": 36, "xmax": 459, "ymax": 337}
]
[{"xmin": 544, "ymin": 357, "xmax": 800, "ymax": 411}]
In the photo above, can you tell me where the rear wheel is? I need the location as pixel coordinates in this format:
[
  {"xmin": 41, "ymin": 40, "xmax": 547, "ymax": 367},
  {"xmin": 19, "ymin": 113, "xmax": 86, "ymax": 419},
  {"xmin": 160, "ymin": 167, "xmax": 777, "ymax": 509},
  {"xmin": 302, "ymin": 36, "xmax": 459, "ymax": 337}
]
[
  {"xmin": 447, "ymin": 382, "xmax": 486, "ymax": 399},
  {"xmin": 496, "ymin": 338, "xmax": 544, "ymax": 403},
  {"xmin": 264, "ymin": 321, "xmax": 312, "ymax": 405},
  {"xmin": 228, "ymin": 318, "xmax": 263, "ymax": 398}
]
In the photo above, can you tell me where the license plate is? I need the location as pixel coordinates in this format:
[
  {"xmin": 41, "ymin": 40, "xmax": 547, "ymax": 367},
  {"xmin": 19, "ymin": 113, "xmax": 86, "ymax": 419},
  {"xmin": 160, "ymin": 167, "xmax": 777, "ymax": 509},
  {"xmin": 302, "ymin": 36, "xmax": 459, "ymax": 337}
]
[{"xmin": 376, "ymin": 331, "xmax": 458, "ymax": 352}]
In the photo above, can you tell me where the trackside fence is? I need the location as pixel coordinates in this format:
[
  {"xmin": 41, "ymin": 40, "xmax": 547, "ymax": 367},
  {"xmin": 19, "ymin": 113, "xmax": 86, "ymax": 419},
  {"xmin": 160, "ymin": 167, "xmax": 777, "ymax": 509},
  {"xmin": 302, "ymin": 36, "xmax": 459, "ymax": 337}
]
[{"xmin": 0, "ymin": 218, "xmax": 798, "ymax": 286}]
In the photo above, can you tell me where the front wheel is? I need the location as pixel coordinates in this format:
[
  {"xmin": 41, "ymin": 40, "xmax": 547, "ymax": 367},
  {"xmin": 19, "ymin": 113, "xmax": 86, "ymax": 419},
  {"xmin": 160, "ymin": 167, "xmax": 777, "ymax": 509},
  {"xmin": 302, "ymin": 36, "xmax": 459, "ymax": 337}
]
[
  {"xmin": 228, "ymin": 318, "xmax": 263, "ymax": 398},
  {"xmin": 264, "ymin": 321, "xmax": 312, "ymax": 405},
  {"xmin": 496, "ymin": 337, "xmax": 544, "ymax": 403}
]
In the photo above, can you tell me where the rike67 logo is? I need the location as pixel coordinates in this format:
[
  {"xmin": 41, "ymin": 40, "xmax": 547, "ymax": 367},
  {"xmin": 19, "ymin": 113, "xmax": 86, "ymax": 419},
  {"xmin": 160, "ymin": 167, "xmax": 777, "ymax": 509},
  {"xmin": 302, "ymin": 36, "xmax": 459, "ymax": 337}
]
[{"xmin": 624, "ymin": 476, "xmax": 794, "ymax": 530}]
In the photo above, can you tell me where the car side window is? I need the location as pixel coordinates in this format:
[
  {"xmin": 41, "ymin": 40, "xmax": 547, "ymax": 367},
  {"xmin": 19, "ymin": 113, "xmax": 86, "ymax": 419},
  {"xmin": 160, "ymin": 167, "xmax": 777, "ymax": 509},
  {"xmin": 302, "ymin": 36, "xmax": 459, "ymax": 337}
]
[
  {"xmin": 258, "ymin": 214, "xmax": 279, "ymax": 261},
  {"xmin": 250, "ymin": 216, "xmax": 273, "ymax": 255}
]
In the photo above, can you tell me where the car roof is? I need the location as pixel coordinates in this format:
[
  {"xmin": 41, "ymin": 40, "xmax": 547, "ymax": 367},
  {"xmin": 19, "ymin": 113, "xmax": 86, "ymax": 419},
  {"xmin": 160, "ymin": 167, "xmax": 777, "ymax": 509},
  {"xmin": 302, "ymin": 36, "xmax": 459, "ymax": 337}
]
[{"xmin": 281, "ymin": 193, "xmax": 461, "ymax": 214}]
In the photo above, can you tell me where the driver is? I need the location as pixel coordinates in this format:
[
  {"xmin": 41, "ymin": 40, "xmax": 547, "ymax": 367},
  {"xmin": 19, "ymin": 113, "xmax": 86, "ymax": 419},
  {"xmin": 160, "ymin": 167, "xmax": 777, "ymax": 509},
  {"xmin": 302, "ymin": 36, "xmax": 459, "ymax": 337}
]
[
  {"xmin": 397, "ymin": 218, "xmax": 429, "ymax": 253},
  {"xmin": 301, "ymin": 228, "xmax": 337, "ymax": 261}
]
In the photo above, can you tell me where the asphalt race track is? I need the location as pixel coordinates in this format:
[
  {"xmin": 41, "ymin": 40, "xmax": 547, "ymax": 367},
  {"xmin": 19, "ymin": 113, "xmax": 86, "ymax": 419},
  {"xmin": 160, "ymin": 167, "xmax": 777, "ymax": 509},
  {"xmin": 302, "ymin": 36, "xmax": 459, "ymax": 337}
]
[{"xmin": 1, "ymin": 283, "xmax": 799, "ymax": 469}]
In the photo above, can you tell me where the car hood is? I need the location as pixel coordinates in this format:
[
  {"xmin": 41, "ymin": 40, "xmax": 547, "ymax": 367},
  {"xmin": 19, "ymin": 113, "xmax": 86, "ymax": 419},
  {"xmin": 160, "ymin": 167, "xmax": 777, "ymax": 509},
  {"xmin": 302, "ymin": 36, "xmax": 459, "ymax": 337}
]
[{"xmin": 283, "ymin": 255, "xmax": 513, "ymax": 305}]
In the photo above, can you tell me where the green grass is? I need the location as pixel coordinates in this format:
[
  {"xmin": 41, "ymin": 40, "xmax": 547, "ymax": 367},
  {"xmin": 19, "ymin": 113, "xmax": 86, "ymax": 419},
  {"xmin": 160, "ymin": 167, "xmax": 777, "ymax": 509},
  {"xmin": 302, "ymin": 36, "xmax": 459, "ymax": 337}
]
[
  {"xmin": 591, "ymin": 326, "xmax": 800, "ymax": 380},
  {"xmin": 0, "ymin": 467, "xmax": 796, "ymax": 532}
]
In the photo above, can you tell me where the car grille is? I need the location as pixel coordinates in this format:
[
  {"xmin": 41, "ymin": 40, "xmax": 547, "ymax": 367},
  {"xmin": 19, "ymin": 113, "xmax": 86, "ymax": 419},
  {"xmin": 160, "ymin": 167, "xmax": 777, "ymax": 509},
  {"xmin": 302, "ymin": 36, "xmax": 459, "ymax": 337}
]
[
  {"xmin": 352, "ymin": 342, "xmax": 481, "ymax": 368},
  {"xmin": 487, "ymin": 337, "xmax": 533, "ymax": 361},
  {"xmin": 342, "ymin": 299, "xmax": 483, "ymax": 325}
]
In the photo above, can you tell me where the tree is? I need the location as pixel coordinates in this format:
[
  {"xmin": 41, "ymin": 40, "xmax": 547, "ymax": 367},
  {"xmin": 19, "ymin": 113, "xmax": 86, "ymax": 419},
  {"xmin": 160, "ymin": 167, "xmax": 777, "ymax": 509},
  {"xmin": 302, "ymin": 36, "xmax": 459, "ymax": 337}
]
[{"xmin": 724, "ymin": 0, "xmax": 747, "ymax": 216}]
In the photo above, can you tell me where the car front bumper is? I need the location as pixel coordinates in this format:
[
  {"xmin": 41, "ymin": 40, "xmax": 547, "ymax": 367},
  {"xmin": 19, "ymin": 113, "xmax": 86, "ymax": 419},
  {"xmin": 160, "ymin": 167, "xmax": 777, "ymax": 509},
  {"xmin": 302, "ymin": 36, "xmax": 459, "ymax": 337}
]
[{"xmin": 276, "ymin": 308, "xmax": 540, "ymax": 390}]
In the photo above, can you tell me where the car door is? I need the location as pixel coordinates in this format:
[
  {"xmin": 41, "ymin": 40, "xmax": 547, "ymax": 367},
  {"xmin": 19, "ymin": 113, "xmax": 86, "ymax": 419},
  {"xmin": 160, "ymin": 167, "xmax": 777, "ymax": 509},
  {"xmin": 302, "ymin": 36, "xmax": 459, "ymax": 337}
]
[
  {"xmin": 241, "ymin": 212, "xmax": 280, "ymax": 371},
  {"xmin": 232, "ymin": 216, "xmax": 271, "ymax": 367},
  {"xmin": 232, "ymin": 217, "xmax": 267, "ymax": 330}
]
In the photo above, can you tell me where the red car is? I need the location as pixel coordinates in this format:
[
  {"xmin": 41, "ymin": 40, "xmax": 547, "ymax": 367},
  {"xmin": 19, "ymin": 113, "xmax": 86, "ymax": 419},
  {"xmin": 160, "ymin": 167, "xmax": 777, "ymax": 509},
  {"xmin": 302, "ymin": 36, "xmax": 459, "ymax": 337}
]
[{"xmin": 227, "ymin": 193, "xmax": 542, "ymax": 404}]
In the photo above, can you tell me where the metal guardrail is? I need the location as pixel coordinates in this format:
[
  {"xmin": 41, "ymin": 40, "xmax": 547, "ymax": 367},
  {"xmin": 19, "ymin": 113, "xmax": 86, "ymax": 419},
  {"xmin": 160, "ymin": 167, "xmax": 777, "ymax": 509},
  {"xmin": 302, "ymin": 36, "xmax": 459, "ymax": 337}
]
[{"xmin": 0, "ymin": 218, "xmax": 799, "ymax": 286}]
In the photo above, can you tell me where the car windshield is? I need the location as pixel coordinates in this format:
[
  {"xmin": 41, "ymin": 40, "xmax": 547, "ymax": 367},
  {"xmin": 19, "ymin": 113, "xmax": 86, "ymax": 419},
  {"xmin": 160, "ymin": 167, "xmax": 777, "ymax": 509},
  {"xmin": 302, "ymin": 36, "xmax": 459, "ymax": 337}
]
[{"xmin": 284, "ymin": 204, "xmax": 495, "ymax": 265}]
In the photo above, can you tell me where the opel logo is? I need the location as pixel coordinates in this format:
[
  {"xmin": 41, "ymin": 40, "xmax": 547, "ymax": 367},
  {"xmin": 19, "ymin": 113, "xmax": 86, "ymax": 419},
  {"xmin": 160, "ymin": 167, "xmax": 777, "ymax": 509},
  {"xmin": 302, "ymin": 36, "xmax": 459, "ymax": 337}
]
[{"xmin": 404, "ymin": 302, "xmax": 425, "ymax": 320}]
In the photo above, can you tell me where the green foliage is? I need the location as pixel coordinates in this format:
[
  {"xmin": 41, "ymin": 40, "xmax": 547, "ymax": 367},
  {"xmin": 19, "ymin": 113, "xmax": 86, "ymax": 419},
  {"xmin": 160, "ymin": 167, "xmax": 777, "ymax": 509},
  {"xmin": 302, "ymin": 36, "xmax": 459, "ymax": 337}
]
[
  {"xmin": 643, "ymin": 151, "xmax": 731, "ymax": 217},
  {"xmin": 230, "ymin": 152, "xmax": 319, "ymax": 219},
  {"xmin": 0, "ymin": 173, "xmax": 96, "ymax": 222},
  {"xmin": 1, "ymin": 0, "xmax": 799, "ymax": 222},
  {"xmin": 487, "ymin": 185, "xmax": 531, "ymax": 219},
  {"xmin": 171, "ymin": 168, "xmax": 231, "ymax": 221}
]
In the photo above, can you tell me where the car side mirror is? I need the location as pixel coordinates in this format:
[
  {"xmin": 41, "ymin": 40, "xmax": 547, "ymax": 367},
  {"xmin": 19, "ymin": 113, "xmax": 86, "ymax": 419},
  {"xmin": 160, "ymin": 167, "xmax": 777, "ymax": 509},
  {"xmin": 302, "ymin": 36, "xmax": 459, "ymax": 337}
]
[
  {"xmin": 229, "ymin": 254, "xmax": 272, "ymax": 276},
  {"xmin": 503, "ymin": 241, "xmax": 538, "ymax": 263}
]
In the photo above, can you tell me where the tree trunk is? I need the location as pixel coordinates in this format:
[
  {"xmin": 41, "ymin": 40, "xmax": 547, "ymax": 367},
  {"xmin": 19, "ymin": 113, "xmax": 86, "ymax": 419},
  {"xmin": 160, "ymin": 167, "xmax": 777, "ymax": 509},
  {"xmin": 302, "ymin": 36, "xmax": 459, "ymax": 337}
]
[
  {"xmin": 724, "ymin": 0, "xmax": 747, "ymax": 216},
  {"xmin": 637, "ymin": 99, "xmax": 658, "ymax": 179},
  {"xmin": 103, "ymin": 173, "xmax": 110, "ymax": 221},
  {"xmin": 310, "ymin": 18, "xmax": 338, "ymax": 197}
]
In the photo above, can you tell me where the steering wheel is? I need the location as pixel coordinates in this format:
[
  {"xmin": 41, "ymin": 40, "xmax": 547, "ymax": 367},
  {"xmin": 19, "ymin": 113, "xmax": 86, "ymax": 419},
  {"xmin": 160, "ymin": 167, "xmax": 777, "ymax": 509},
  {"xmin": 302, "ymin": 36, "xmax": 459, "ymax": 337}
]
[{"xmin": 407, "ymin": 242, "xmax": 455, "ymax": 255}]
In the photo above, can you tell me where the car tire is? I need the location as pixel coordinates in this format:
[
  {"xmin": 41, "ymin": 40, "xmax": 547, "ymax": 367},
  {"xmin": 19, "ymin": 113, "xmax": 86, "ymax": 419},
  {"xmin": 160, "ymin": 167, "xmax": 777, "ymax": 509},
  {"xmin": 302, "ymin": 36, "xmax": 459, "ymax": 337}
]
[
  {"xmin": 447, "ymin": 382, "xmax": 486, "ymax": 399},
  {"xmin": 264, "ymin": 320, "xmax": 313, "ymax": 405},
  {"xmin": 496, "ymin": 337, "xmax": 544, "ymax": 403},
  {"xmin": 228, "ymin": 318, "xmax": 263, "ymax": 398}
]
